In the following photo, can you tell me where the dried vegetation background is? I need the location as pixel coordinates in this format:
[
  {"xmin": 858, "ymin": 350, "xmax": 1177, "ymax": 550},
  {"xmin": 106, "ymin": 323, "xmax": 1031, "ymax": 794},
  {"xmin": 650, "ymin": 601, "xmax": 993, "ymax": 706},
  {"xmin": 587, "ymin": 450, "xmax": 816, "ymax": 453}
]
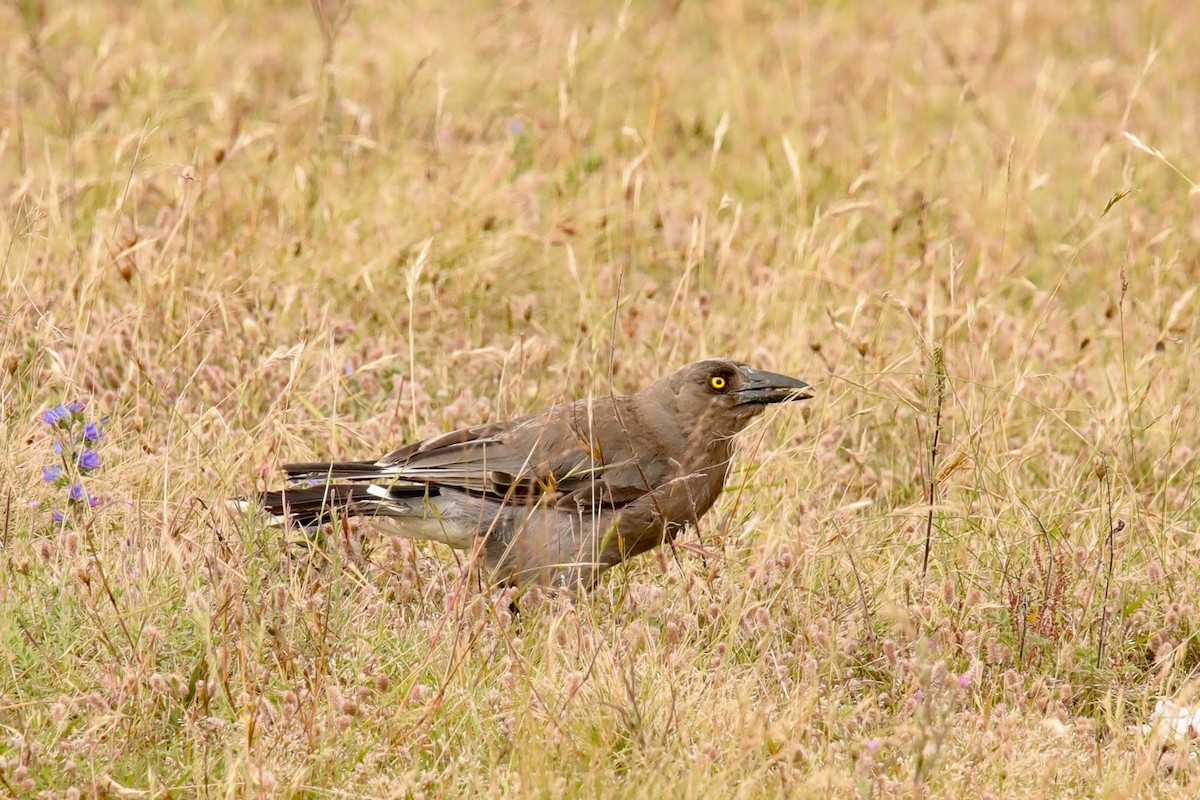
[{"xmin": 2, "ymin": 0, "xmax": 1200, "ymax": 796}]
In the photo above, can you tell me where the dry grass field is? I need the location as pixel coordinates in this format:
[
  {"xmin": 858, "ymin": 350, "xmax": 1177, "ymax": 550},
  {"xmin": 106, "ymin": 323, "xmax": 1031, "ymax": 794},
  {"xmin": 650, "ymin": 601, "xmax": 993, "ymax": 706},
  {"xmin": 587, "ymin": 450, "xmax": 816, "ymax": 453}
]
[{"xmin": 3, "ymin": 0, "xmax": 1200, "ymax": 796}]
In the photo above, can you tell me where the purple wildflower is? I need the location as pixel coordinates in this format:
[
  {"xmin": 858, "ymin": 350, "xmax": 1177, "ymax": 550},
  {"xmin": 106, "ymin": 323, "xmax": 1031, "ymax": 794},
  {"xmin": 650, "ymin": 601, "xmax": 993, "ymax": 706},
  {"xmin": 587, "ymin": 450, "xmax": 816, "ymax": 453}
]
[
  {"xmin": 54, "ymin": 441, "xmax": 64, "ymax": 455},
  {"xmin": 52, "ymin": 511, "xmax": 65, "ymax": 523},
  {"xmin": 67, "ymin": 400, "xmax": 87, "ymax": 414},
  {"xmin": 42, "ymin": 405, "xmax": 69, "ymax": 425},
  {"xmin": 88, "ymin": 495, "xmax": 102, "ymax": 509},
  {"xmin": 80, "ymin": 450, "xmax": 100, "ymax": 471},
  {"xmin": 867, "ymin": 739, "xmax": 880, "ymax": 752},
  {"xmin": 83, "ymin": 422, "xmax": 102, "ymax": 442},
  {"xmin": 958, "ymin": 674, "xmax": 971, "ymax": 689},
  {"xmin": 42, "ymin": 465, "xmax": 63, "ymax": 482},
  {"xmin": 68, "ymin": 483, "xmax": 86, "ymax": 502}
]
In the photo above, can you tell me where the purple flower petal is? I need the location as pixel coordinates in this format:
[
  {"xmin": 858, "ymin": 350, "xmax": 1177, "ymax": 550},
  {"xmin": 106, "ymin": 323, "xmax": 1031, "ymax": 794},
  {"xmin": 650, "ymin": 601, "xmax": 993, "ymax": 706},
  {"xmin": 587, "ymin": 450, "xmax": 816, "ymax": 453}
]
[
  {"xmin": 52, "ymin": 511, "xmax": 65, "ymax": 522},
  {"xmin": 42, "ymin": 465, "xmax": 63, "ymax": 482},
  {"xmin": 67, "ymin": 400, "xmax": 87, "ymax": 414},
  {"xmin": 68, "ymin": 483, "xmax": 86, "ymax": 502},
  {"xmin": 42, "ymin": 405, "xmax": 69, "ymax": 425},
  {"xmin": 54, "ymin": 441, "xmax": 64, "ymax": 455},
  {"xmin": 80, "ymin": 450, "xmax": 101, "ymax": 471},
  {"xmin": 84, "ymin": 422, "xmax": 102, "ymax": 442},
  {"xmin": 88, "ymin": 495, "xmax": 102, "ymax": 509}
]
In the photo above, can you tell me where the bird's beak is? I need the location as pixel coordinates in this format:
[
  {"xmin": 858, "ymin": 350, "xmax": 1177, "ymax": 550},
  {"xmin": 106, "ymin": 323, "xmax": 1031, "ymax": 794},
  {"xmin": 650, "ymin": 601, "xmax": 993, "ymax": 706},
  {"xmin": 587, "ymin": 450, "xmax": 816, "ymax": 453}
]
[{"xmin": 734, "ymin": 367, "xmax": 814, "ymax": 405}]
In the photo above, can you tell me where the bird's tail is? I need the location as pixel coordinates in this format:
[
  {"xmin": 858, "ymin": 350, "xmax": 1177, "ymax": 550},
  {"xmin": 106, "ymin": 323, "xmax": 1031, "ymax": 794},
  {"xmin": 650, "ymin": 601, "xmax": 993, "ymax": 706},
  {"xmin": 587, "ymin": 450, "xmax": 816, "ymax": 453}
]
[
  {"xmin": 245, "ymin": 485, "xmax": 368, "ymax": 527},
  {"xmin": 233, "ymin": 463, "xmax": 430, "ymax": 528},
  {"xmin": 281, "ymin": 460, "xmax": 386, "ymax": 482}
]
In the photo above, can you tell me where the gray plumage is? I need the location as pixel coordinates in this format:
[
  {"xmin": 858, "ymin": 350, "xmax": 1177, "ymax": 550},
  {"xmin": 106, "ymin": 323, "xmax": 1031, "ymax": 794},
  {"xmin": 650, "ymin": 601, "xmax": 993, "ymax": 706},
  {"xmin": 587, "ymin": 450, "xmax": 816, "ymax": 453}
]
[{"xmin": 242, "ymin": 359, "xmax": 812, "ymax": 588}]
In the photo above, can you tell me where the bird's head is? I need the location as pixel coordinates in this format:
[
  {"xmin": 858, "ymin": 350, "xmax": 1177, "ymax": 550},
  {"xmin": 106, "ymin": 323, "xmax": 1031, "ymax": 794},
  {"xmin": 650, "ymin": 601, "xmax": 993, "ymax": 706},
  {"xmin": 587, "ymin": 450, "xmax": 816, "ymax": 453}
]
[{"xmin": 667, "ymin": 358, "xmax": 814, "ymax": 438}]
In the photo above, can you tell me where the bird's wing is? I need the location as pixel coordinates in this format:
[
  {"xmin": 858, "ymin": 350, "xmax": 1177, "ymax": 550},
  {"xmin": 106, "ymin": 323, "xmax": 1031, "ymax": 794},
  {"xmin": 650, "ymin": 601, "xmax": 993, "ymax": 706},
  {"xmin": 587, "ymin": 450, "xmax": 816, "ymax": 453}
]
[{"xmin": 368, "ymin": 399, "xmax": 668, "ymax": 508}]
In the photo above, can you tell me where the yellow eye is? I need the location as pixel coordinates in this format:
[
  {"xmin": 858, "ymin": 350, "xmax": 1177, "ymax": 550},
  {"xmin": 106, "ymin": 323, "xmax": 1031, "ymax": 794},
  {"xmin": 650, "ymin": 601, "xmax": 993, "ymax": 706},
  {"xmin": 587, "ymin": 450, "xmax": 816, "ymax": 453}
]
[{"xmin": 710, "ymin": 376, "xmax": 726, "ymax": 390}]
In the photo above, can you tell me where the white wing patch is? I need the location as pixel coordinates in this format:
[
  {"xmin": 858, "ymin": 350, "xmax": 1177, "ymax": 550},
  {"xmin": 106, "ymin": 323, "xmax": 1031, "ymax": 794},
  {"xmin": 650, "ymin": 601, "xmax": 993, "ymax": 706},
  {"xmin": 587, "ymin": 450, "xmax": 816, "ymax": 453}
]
[{"xmin": 366, "ymin": 483, "xmax": 394, "ymax": 500}]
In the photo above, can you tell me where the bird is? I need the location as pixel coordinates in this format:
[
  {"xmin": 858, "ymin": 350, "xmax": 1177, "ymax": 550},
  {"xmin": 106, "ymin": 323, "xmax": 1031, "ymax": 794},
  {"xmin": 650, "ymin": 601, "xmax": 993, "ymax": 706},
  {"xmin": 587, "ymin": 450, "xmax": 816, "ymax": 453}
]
[{"xmin": 240, "ymin": 359, "xmax": 813, "ymax": 588}]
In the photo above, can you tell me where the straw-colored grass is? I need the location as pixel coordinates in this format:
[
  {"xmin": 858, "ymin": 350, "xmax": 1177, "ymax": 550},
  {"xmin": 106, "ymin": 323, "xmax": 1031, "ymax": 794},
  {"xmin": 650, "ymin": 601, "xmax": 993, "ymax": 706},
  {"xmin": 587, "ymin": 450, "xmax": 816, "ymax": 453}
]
[{"xmin": 2, "ymin": 0, "xmax": 1199, "ymax": 796}]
